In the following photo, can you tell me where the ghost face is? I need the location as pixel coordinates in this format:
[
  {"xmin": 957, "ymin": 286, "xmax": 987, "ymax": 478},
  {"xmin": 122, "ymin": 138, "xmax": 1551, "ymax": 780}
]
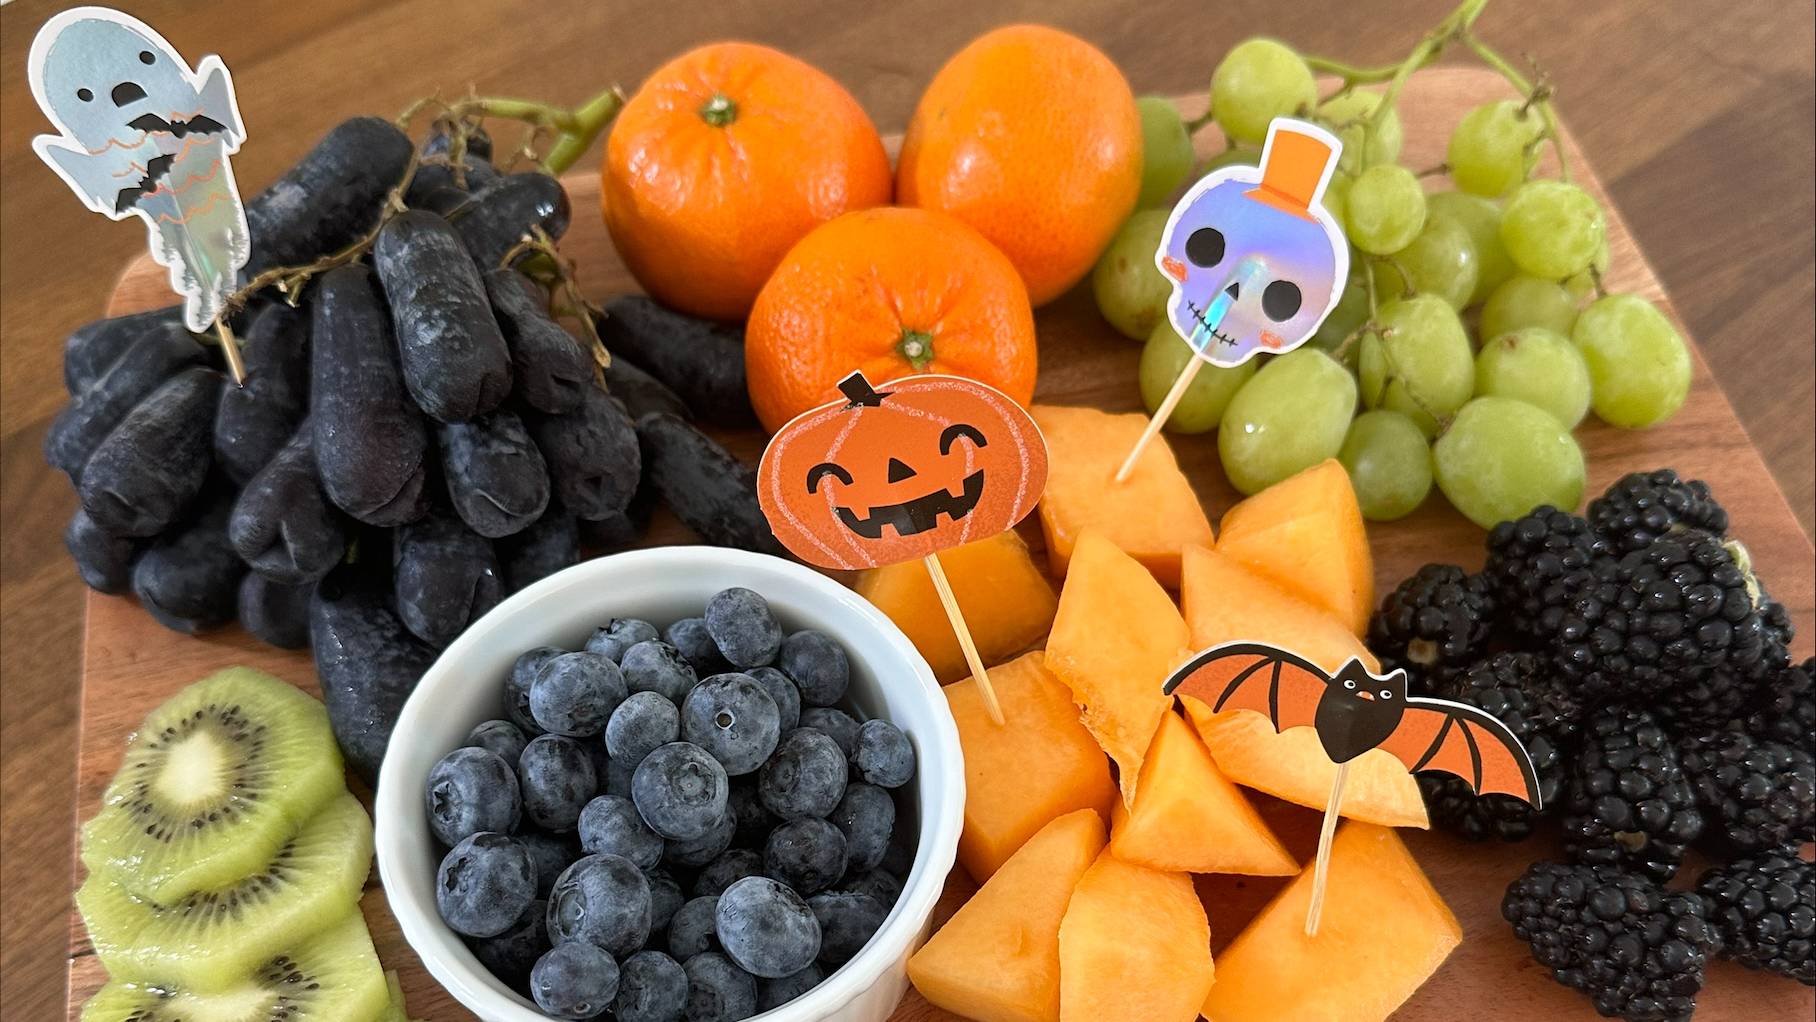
[
  {"xmin": 35, "ymin": 15, "xmax": 196, "ymax": 149},
  {"xmin": 1156, "ymin": 176, "xmax": 1344, "ymax": 367}
]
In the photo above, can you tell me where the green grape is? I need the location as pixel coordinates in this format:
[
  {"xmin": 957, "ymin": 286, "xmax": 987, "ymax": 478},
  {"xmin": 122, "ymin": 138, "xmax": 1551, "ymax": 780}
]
[
  {"xmin": 1433, "ymin": 396, "xmax": 1586, "ymax": 529},
  {"xmin": 1322, "ymin": 174, "xmax": 1350, "ymax": 234},
  {"xmin": 1316, "ymin": 88, "xmax": 1403, "ymax": 174},
  {"xmin": 1218, "ymin": 348, "xmax": 1357, "ymax": 495},
  {"xmin": 1091, "ymin": 209, "xmax": 1172, "ymax": 340},
  {"xmin": 1339, "ymin": 410, "xmax": 1432, "ymax": 520},
  {"xmin": 1427, "ymin": 190, "xmax": 1513, "ymax": 305},
  {"xmin": 1563, "ymin": 234, "xmax": 1612, "ymax": 300},
  {"xmin": 1500, "ymin": 179, "xmax": 1605, "ymax": 279},
  {"xmin": 1572, "ymin": 293, "xmax": 1691, "ymax": 428},
  {"xmin": 1210, "ymin": 38, "xmax": 1316, "ymax": 146},
  {"xmin": 1370, "ymin": 212, "xmax": 1479, "ymax": 310},
  {"xmin": 1480, "ymin": 274, "xmax": 1579, "ymax": 339},
  {"xmin": 1308, "ymin": 265, "xmax": 1369, "ymax": 351},
  {"xmin": 1357, "ymin": 294, "xmax": 1473, "ymax": 436},
  {"xmin": 1446, "ymin": 100, "xmax": 1543, "ymax": 197},
  {"xmin": 1474, "ymin": 328, "xmax": 1592, "ymax": 427},
  {"xmin": 1344, "ymin": 164, "xmax": 1426, "ymax": 255},
  {"xmin": 1136, "ymin": 96, "xmax": 1194, "ymax": 208},
  {"xmin": 1202, "ymin": 146, "xmax": 1260, "ymax": 174},
  {"xmin": 1138, "ymin": 323, "xmax": 1257, "ymax": 434}
]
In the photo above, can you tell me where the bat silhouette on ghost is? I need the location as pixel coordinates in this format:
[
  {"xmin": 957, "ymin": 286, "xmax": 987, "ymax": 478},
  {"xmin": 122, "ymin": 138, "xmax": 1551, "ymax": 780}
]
[{"xmin": 28, "ymin": 6, "xmax": 249, "ymax": 333}]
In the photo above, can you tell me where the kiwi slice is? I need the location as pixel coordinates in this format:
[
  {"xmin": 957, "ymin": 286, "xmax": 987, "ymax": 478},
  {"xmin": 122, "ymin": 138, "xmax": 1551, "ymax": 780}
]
[
  {"xmin": 79, "ymin": 911, "xmax": 390, "ymax": 1022},
  {"xmin": 81, "ymin": 667, "xmax": 346, "ymax": 903},
  {"xmin": 79, "ymin": 792, "xmax": 373, "ymax": 991}
]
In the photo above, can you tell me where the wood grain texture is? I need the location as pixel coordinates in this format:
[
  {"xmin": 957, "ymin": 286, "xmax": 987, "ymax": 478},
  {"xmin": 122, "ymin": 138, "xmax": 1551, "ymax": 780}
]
[{"xmin": 59, "ymin": 68, "xmax": 1814, "ymax": 1021}]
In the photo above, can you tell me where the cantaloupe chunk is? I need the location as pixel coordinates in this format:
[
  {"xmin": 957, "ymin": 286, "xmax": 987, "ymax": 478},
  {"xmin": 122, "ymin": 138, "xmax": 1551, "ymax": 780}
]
[
  {"xmin": 908, "ymin": 809, "xmax": 1107, "ymax": 1022},
  {"xmin": 1110, "ymin": 711, "xmax": 1297, "ymax": 876},
  {"xmin": 1214, "ymin": 459, "xmax": 1374, "ymax": 635},
  {"xmin": 1202, "ymin": 822, "xmax": 1460, "ymax": 1022},
  {"xmin": 1045, "ymin": 531, "xmax": 1191, "ymax": 806},
  {"xmin": 1031, "ymin": 405, "xmax": 1214, "ymax": 587},
  {"xmin": 1058, "ymin": 850, "xmax": 1214, "ymax": 1022},
  {"xmin": 855, "ymin": 530, "xmax": 1058, "ymax": 684},
  {"xmin": 1179, "ymin": 545, "xmax": 1427, "ymax": 829},
  {"xmin": 947, "ymin": 652, "xmax": 1117, "ymax": 882}
]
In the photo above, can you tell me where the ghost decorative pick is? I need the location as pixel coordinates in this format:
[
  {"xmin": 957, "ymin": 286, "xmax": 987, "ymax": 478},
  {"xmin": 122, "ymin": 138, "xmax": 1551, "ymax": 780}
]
[
  {"xmin": 1114, "ymin": 118, "xmax": 1350, "ymax": 483},
  {"xmin": 759, "ymin": 371, "xmax": 1049, "ymax": 724},
  {"xmin": 29, "ymin": 6, "xmax": 252, "ymax": 382}
]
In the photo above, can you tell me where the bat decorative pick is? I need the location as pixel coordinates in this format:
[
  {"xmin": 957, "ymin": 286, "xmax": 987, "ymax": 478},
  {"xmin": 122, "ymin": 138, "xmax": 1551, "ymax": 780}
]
[{"xmin": 1165, "ymin": 641, "xmax": 1540, "ymax": 934}]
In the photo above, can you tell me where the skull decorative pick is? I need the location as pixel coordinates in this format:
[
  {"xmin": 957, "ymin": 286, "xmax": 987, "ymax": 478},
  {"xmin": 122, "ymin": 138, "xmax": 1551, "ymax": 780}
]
[{"xmin": 1155, "ymin": 118, "xmax": 1349, "ymax": 367}]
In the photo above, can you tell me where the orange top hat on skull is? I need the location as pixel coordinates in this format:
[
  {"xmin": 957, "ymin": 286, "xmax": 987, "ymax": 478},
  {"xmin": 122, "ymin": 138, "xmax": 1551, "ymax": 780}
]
[{"xmin": 1245, "ymin": 121, "xmax": 1340, "ymax": 223}]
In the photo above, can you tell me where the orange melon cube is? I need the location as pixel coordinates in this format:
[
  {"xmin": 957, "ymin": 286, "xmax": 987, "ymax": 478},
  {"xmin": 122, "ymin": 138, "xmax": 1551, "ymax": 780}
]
[
  {"xmin": 1031, "ymin": 405, "xmax": 1214, "ymax": 587},
  {"xmin": 1215, "ymin": 459, "xmax": 1374, "ymax": 635},
  {"xmin": 1110, "ymin": 711, "xmax": 1297, "ymax": 876},
  {"xmin": 908, "ymin": 809, "xmax": 1107, "ymax": 1022},
  {"xmin": 1044, "ymin": 530, "xmax": 1191, "ymax": 806},
  {"xmin": 946, "ymin": 652, "xmax": 1117, "ymax": 882},
  {"xmin": 1202, "ymin": 822, "xmax": 1461, "ymax": 1022},
  {"xmin": 854, "ymin": 530, "xmax": 1058, "ymax": 683},
  {"xmin": 1058, "ymin": 850, "xmax": 1214, "ymax": 1022}
]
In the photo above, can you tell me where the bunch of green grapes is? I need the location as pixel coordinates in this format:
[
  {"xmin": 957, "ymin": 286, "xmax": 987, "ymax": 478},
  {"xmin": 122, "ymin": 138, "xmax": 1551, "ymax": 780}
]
[{"xmin": 1087, "ymin": 4, "xmax": 1693, "ymax": 531}]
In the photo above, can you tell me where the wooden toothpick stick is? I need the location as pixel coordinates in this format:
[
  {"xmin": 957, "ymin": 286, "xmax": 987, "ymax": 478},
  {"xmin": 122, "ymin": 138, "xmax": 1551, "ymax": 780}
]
[
  {"xmin": 214, "ymin": 319, "xmax": 246, "ymax": 387},
  {"xmin": 924, "ymin": 552, "xmax": 1004, "ymax": 726},
  {"xmin": 1305, "ymin": 760, "xmax": 1350, "ymax": 936},
  {"xmin": 1114, "ymin": 357, "xmax": 1202, "ymax": 483}
]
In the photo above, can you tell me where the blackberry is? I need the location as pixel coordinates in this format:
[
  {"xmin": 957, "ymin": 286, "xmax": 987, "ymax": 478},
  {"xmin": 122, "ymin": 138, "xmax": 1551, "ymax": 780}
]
[
  {"xmin": 1696, "ymin": 851, "xmax": 1815, "ymax": 985},
  {"xmin": 1502, "ymin": 860, "xmax": 1715, "ymax": 1021},
  {"xmin": 1743, "ymin": 656, "xmax": 1814, "ymax": 749},
  {"xmin": 1417, "ymin": 653, "xmax": 1573, "ymax": 842},
  {"xmin": 1482, "ymin": 506, "xmax": 1605, "ymax": 641},
  {"xmin": 1562, "ymin": 706, "xmax": 1702, "ymax": 882},
  {"xmin": 1677, "ymin": 730, "xmax": 1814, "ymax": 855},
  {"xmin": 1368, "ymin": 565, "xmax": 1497, "ymax": 687},
  {"xmin": 1588, "ymin": 469, "xmax": 1729, "ymax": 554}
]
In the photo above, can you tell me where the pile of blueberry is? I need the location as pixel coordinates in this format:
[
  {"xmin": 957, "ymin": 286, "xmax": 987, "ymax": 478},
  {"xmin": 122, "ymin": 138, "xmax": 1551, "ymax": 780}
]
[{"xmin": 425, "ymin": 587, "xmax": 917, "ymax": 1021}]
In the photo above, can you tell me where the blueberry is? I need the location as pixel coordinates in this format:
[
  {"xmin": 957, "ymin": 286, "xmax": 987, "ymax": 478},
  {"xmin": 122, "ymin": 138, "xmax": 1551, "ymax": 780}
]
[
  {"xmin": 622, "ymin": 640, "xmax": 698, "ymax": 704},
  {"xmin": 747, "ymin": 666, "xmax": 800, "ymax": 732},
  {"xmin": 830, "ymin": 783, "xmax": 895, "ymax": 873},
  {"xmin": 853, "ymin": 719, "xmax": 914, "ymax": 788},
  {"xmin": 466, "ymin": 718, "xmax": 529, "ymax": 763},
  {"xmin": 507, "ymin": 646, "xmax": 563, "ymax": 733},
  {"xmin": 579, "ymin": 795, "xmax": 665, "ymax": 869},
  {"xmin": 759, "ymin": 728, "xmax": 848, "ymax": 821},
  {"xmin": 796, "ymin": 707, "xmax": 858, "ymax": 757},
  {"xmin": 726, "ymin": 778, "xmax": 778, "ymax": 847},
  {"xmin": 695, "ymin": 848, "xmax": 765, "ymax": 897},
  {"xmin": 518, "ymin": 734, "xmax": 598, "ymax": 831},
  {"xmin": 547, "ymin": 853, "xmax": 652, "ymax": 956},
  {"xmin": 604, "ymin": 756, "xmax": 636, "ymax": 798},
  {"xmin": 607, "ymin": 690, "xmax": 682, "ymax": 764},
  {"xmin": 437, "ymin": 832, "xmax": 537, "ymax": 937},
  {"xmin": 584, "ymin": 737, "xmax": 612, "ymax": 786},
  {"xmin": 682, "ymin": 951, "xmax": 758, "ymax": 1022},
  {"xmin": 682, "ymin": 674, "xmax": 781, "ymax": 775},
  {"xmin": 840, "ymin": 868, "xmax": 903, "ymax": 907},
  {"xmin": 879, "ymin": 838, "xmax": 914, "ymax": 878},
  {"xmin": 426, "ymin": 747, "xmax": 521, "ymax": 846},
  {"xmin": 667, "ymin": 896, "xmax": 720, "ymax": 959},
  {"xmin": 518, "ymin": 830, "xmax": 581, "ymax": 898},
  {"xmin": 531, "ymin": 651, "xmax": 627, "ymax": 737},
  {"xmin": 714, "ymin": 875, "xmax": 822, "ymax": 979},
  {"xmin": 466, "ymin": 898, "xmax": 548, "ymax": 988},
  {"xmin": 756, "ymin": 962, "xmax": 823, "ymax": 1011},
  {"xmin": 633, "ymin": 742, "xmax": 729, "ymax": 841},
  {"xmin": 615, "ymin": 949, "xmax": 689, "ymax": 1022},
  {"xmin": 704, "ymin": 588, "xmax": 782, "ymax": 668},
  {"xmin": 662, "ymin": 617, "xmax": 723, "ymax": 676},
  {"xmin": 531, "ymin": 941, "xmax": 620, "ymax": 1020},
  {"xmin": 808, "ymin": 890, "xmax": 887, "ymax": 966},
  {"xmin": 586, "ymin": 617, "xmax": 660, "ymax": 662},
  {"xmin": 664, "ymin": 808, "xmax": 735, "ymax": 868},
  {"xmin": 778, "ymin": 630, "xmax": 848, "ymax": 706},
  {"xmin": 646, "ymin": 867, "xmax": 685, "ymax": 934},
  {"xmin": 764, "ymin": 818, "xmax": 847, "ymax": 895}
]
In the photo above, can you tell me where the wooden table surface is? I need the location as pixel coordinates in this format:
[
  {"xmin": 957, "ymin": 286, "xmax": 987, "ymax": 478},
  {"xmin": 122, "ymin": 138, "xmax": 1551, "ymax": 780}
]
[{"xmin": 1, "ymin": 1, "xmax": 1811, "ymax": 1018}]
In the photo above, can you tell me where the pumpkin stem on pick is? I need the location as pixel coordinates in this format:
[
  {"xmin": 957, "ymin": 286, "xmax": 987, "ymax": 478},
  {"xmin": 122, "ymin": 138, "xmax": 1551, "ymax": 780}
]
[{"xmin": 837, "ymin": 371, "xmax": 888, "ymax": 407}]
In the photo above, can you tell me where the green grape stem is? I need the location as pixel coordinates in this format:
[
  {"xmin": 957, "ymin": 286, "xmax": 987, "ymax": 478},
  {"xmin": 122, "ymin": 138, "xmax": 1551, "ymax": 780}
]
[{"xmin": 1459, "ymin": 33, "xmax": 1571, "ymax": 181}]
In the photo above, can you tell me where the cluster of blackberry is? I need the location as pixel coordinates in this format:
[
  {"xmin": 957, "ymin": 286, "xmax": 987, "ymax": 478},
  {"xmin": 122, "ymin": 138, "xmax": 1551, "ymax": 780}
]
[{"xmin": 1370, "ymin": 469, "xmax": 1813, "ymax": 1020}]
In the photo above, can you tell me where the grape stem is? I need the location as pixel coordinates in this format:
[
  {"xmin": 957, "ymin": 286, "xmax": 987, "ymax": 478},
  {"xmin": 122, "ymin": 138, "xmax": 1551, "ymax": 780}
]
[
  {"xmin": 1458, "ymin": 33, "xmax": 1571, "ymax": 181},
  {"xmin": 500, "ymin": 226, "xmax": 610, "ymax": 375}
]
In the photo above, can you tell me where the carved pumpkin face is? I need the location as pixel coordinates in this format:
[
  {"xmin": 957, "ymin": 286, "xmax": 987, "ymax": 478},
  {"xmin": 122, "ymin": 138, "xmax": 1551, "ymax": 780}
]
[{"xmin": 758, "ymin": 371, "xmax": 1049, "ymax": 570}]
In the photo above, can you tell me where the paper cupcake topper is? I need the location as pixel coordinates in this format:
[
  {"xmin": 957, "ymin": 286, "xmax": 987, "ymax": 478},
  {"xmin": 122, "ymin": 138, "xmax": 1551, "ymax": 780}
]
[{"xmin": 28, "ymin": 6, "xmax": 250, "ymax": 334}]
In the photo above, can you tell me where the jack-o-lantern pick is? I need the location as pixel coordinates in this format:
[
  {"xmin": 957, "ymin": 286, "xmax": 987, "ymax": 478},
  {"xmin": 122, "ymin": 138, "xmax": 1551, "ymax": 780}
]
[{"xmin": 759, "ymin": 370, "xmax": 1049, "ymax": 723}]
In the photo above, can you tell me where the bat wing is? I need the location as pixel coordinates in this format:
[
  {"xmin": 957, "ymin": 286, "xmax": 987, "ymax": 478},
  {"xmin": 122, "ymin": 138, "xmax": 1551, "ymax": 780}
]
[
  {"xmin": 1382, "ymin": 697, "xmax": 1542, "ymax": 806},
  {"xmin": 1163, "ymin": 641, "xmax": 1330, "ymax": 733}
]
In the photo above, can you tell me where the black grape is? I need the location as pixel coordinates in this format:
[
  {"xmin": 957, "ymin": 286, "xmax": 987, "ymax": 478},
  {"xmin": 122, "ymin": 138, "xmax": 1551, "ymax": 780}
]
[
  {"xmin": 373, "ymin": 210, "xmax": 513, "ymax": 422},
  {"xmin": 46, "ymin": 320, "xmax": 208, "ymax": 481},
  {"xmin": 243, "ymin": 117, "xmax": 414, "ymax": 276},
  {"xmin": 497, "ymin": 507, "xmax": 580, "ymax": 593},
  {"xmin": 528, "ymin": 383, "xmax": 641, "ymax": 520},
  {"xmin": 65, "ymin": 508, "xmax": 140, "ymax": 595},
  {"xmin": 484, "ymin": 268, "xmax": 592, "ymax": 414},
  {"xmin": 597, "ymin": 296, "xmax": 753, "ymax": 425},
  {"xmin": 230, "ymin": 421, "xmax": 348, "ymax": 585},
  {"xmin": 602, "ymin": 351, "xmax": 689, "ymax": 422},
  {"xmin": 436, "ymin": 409, "xmax": 549, "ymax": 538},
  {"xmin": 79, "ymin": 367, "xmax": 222, "ymax": 537},
  {"xmin": 636, "ymin": 412, "xmax": 782, "ymax": 555},
  {"xmin": 214, "ymin": 302, "xmax": 311, "ymax": 485},
  {"xmin": 454, "ymin": 172, "xmax": 571, "ymax": 269},
  {"xmin": 131, "ymin": 489, "xmax": 244, "ymax": 634},
  {"xmin": 311, "ymin": 558, "xmax": 436, "ymax": 784},
  {"xmin": 63, "ymin": 306, "xmax": 183, "ymax": 394},
  {"xmin": 405, "ymin": 125, "xmax": 499, "ymax": 214},
  {"xmin": 238, "ymin": 574, "xmax": 314, "ymax": 649},
  {"xmin": 393, "ymin": 509, "xmax": 505, "ymax": 648}
]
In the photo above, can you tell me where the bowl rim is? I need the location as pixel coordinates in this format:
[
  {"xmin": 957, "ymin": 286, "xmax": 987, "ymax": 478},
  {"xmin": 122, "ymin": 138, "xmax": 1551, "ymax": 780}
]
[{"xmin": 374, "ymin": 546, "xmax": 962, "ymax": 1021}]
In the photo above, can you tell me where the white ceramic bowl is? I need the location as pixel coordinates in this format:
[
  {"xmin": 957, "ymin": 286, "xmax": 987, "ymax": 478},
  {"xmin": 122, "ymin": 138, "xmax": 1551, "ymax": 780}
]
[{"xmin": 375, "ymin": 547, "xmax": 962, "ymax": 1022}]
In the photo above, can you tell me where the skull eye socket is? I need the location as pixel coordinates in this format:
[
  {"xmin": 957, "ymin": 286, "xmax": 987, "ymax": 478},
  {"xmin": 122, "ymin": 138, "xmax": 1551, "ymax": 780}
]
[
  {"xmin": 806, "ymin": 462, "xmax": 853, "ymax": 494},
  {"xmin": 139, "ymin": 50, "xmax": 155, "ymax": 65},
  {"xmin": 1185, "ymin": 228, "xmax": 1226, "ymax": 268},
  {"xmin": 939, "ymin": 423, "xmax": 987, "ymax": 455},
  {"xmin": 1262, "ymin": 280, "xmax": 1302, "ymax": 321},
  {"xmin": 76, "ymin": 88, "xmax": 94, "ymax": 102}
]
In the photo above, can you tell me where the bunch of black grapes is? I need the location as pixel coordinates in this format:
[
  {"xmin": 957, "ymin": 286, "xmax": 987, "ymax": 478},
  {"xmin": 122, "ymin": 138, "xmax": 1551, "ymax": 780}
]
[{"xmin": 52, "ymin": 116, "xmax": 782, "ymax": 784}]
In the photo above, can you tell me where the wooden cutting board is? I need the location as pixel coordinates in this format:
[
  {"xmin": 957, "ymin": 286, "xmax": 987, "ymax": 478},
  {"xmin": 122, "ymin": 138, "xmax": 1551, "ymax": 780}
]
[{"xmin": 70, "ymin": 68, "xmax": 1813, "ymax": 1021}]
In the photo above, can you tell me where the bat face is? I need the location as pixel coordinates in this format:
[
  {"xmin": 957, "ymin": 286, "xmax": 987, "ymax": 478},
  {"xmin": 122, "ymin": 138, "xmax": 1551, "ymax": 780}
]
[
  {"xmin": 31, "ymin": 11, "xmax": 199, "ymax": 150},
  {"xmin": 1315, "ymin": 659, "xmax": 1411, "ymax": 763}
]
